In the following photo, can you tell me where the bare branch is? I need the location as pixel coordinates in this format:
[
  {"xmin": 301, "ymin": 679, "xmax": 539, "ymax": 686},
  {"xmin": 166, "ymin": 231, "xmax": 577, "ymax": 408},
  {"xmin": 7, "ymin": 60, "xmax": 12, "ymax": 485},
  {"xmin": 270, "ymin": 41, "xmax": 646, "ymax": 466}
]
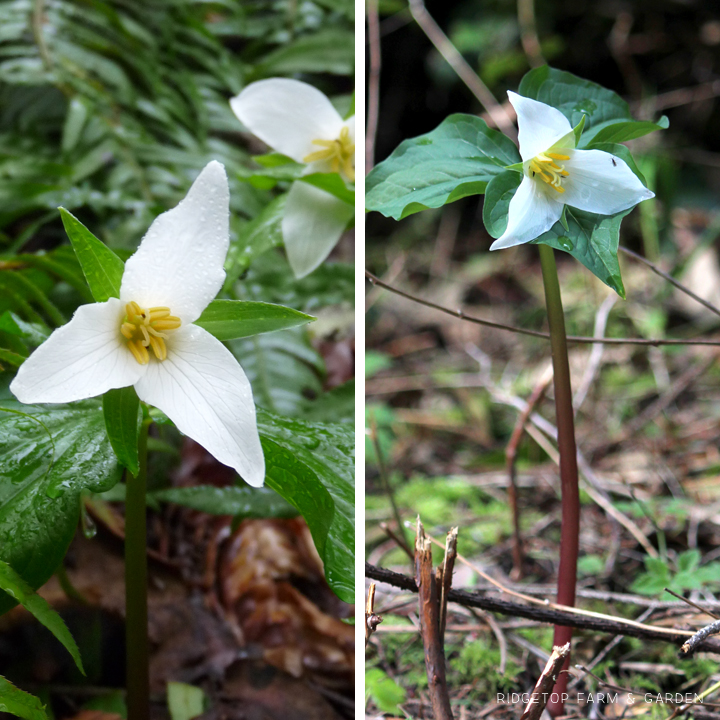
[{"xmin": 365, "ymin": 269, "xmax": 720, "ymax": 347}]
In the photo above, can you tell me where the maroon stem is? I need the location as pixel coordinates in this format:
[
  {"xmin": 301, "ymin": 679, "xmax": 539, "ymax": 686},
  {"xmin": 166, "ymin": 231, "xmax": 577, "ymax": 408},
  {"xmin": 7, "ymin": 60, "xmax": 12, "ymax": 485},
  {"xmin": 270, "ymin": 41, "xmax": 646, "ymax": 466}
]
[{"xmin": 538, "ymin": 244, "xmax": 580, "ymax": 717}]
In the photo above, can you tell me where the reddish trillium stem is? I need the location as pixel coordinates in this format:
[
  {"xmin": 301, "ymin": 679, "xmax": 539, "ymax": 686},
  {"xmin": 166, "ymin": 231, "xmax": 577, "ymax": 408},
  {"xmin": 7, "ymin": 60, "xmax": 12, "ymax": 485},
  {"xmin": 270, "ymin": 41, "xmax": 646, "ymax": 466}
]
[
  {"xmin": 537, "ymin": 244, "xmax": 580, "ymax": 717},
  {"xmin": 125, "ymin": 423, "xmax": 150, "ymax": 720}
]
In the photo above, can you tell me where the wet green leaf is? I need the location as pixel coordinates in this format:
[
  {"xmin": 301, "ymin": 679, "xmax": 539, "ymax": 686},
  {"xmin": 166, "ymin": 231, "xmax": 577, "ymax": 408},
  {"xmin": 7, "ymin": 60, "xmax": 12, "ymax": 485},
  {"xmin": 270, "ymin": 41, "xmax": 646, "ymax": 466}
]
[
  {"xmin": 258, "ymin": 411, "xmax": 354, "ymax": 602},
  {"xmin": 59, "ymin": 208, "xmax": 124, "ymax": 302},
  {"xmin": 0, "ymin": 401, "xmax": 121, "ymax": 616}
]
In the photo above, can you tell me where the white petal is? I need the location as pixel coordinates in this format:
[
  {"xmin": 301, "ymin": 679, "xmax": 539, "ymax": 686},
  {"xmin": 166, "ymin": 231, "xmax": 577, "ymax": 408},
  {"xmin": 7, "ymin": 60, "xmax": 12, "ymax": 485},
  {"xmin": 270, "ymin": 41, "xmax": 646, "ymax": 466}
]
[
  {"xmin": 282, "ymin": 182, "xmax": 354, "ymax": 278},
  {"xmin": 490, "ymin": 175, "xmax": 563, "ymax": 250},
  {"xmin": 230, "ymin": 79, "xmax": 345, "ymax": 163},
  {"xmin": 10, "ymin": 298, "xmax": 144, "ymax": 404},
  {"xmin": 560, "ymin": 149, "xmax": 655, "ymax": 215},
  {"xmin": 134, "ymin": 325, "xmax": 265, "ymax": 487},
  {"xmin": 120, "ymin": 161, "xmax": 229, "ymax": 325},
  {"xmin": 508, "ymin": 91, "xmax": 572, "ymax": 161}
]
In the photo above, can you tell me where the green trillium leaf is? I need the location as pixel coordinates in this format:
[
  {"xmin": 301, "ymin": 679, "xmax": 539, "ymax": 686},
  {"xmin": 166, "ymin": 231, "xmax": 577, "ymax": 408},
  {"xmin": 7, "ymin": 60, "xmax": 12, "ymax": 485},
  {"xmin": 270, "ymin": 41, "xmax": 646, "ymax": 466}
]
[
  {"xmin": 366, "ymin": 114, "xmax": 522, "ymax": 220},
  {"xmin": 257, "ymin": 410, "xmax": 354, "ymax": 603},
  {"xmin": 531, "ymin": 207, "xmax": 633, "ymax": 298},
  {"xmin": 102, "ymin": 386, "xmax": 142, "ymax": 475},
  {"xmin": 579, "ymin": 116, "xmax": 669, "ymax": 147},
  {"xmin": 518, "ymin": 66, "xmax": 633, "ymax": 130},
  {"xmin": 0, "ymin": 401, "xmax": 122, "ymax": 616},
  {"xmin": 299, "ymin": 173, "xmax": 355, "ymax": 205},
  {"xmin": 195, "ymin": 300, "xmax": 315, "ymax": 341},
  {"xmin": 482, "ymin": 171, "xmax": 522, "ymax": 239},
  {"xmin": 58, "ymin": 208, "xmax": 124, "ymax": 302}
]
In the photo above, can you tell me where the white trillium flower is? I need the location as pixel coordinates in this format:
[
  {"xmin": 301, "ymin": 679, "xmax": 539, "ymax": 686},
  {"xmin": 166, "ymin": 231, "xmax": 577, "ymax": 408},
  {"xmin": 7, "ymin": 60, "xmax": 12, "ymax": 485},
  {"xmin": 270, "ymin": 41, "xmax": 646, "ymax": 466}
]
[
  {"xmin": 490, "ymin": 91, "xmax": 655, "ymax": 251},
  {"xmin": 10, "ymin": 161, "xmax": 265, "ymax": 487},
  {"xmin": 230, "ymin": 78, "xmax": 355, "ymax": 278}
]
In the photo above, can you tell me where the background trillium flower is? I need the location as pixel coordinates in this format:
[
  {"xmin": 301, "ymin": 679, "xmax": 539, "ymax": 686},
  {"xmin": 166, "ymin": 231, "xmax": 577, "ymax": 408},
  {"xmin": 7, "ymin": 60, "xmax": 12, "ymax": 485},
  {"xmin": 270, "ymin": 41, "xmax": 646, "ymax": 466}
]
[
  {"xmin": 230, "ymin": 78, "xmax": 355, "ymax": 278},
  {"xmin": 491, "ymin": 91, "xmax": 655, "ymax": 251},
  {"xmin": 10, "ymin": 161, "xmax": 265, "ymax": 487}
]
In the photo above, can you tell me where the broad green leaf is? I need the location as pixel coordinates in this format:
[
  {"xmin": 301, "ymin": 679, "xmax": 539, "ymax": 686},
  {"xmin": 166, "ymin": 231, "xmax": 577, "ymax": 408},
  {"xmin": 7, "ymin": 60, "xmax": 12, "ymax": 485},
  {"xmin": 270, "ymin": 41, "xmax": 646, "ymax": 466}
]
[
  {"xmin": 167, "ymin": 682, "xmax": 207, "ymax": 720},
  {"xmin": 0, "ymin": 560, "xmax": 84, "ymax": 674},
  {"xmin": 580, "ymin": 116, "xmax": 669, "ymax": 146},
  {"xmin": 257, "ymin": 29, "xmax": 354, "ymax": 76},
  {"xmin": 518, "ymin": 66, "xmax": 631, "ymax": 130},
  {"xmin": 532, "ymin": 207, "xmax": 633, "ymax": 298},
  {"xmin": 0, "ymin": 401, "xmax": 122, "ymax": 616},
  {"xmin": 258, "ymin": 411, "xmax": 354, "ymax": 602},
  {"xmin": 58, "ymin": 208, "xmax": 124, "ymax": 302},
  {"xmin": 102, "ymin": 386, "xmax": 142, "ymax": 475},
  {"xmin": 300, "ymin": 174, "xmax": 355, "ymax": 205},
  {"xmin": 195, "ymin": 300, "xmax": 315, "ymax": 341},
  {"xmin": 482, "ymin": 171, "xmax": 522, "ymax": 238},
  {"xmin": 151, "ymin": 484, "xmax": 297, "ymax": 519},
  {"xmin": 0, "ymin": 676, "xmax": 48, "ymax": 720},
  {"xmin": 366, "ymin": 114, "xmax": 521, "ymax": 220}
]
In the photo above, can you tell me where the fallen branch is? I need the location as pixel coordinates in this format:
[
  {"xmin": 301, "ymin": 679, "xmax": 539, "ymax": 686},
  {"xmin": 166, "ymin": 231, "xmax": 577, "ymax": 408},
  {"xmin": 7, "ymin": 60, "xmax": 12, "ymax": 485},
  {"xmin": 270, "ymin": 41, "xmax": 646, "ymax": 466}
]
[
  {"xmin": 680, "ymin": 619, "xmax": 720, "ymax": 658},
  {"xmin": 366, "ymin": 563, "xmax": 720, "ymax": 651}
]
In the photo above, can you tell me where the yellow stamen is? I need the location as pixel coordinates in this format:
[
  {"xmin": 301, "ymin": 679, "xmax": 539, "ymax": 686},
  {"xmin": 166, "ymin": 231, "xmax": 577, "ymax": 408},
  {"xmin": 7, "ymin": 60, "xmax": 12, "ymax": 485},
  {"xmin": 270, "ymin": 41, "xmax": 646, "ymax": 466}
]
[
  {"xmin": 150, "ymin": 318, "xmax": 182, "ymax": 331},
  {"xmin": 120, "ymin": 301, "xmax": 181, "ymax": 364},
  {"xmin": 148, "ymin": 334, "xmax": 166, "ymax": 361},
  {"xmin": 303, "ymin": 124, "xmax": 355, "ymax": 182},
  {"xmin": 529, "ymin": 151, "xmax": 570, "ymax": 193},
  {"xmin": 127, "ymin": 340, "xmax": 149, "ymax": 365}
]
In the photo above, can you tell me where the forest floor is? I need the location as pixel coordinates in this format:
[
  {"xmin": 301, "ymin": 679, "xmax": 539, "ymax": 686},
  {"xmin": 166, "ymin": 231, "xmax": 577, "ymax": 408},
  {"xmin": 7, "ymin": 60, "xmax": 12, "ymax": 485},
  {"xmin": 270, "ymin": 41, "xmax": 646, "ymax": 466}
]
[{"xmin": 365, "ymin": 198, "xmax": 720, "ymax": 719}]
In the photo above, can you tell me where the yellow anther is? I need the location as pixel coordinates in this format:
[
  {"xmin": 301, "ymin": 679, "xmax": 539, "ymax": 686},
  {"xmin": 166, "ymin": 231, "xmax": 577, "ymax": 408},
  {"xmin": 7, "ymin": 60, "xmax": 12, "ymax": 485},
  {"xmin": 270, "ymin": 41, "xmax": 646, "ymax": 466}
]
[
  {"xmin": 148, "ymin": 307, "xmax": 171, "ymax": 320},
  {"xmin": 303, "ymin": 125, "xmax": 355, "ymax": 182},
  {"xmin": 148, "ymin": 334, "xmax": 166, "ymax": 361},
  {"xmin": 120, "ymin": 301, "xmax": 181, "ymax": 364},
  {"xmin": 150, "ymin": 318, "xmax": 182, "ymax": 332},
  {"xmin": 529, "ymin": 151, "xmax": 570, "ymax": 193},
  {"xmin": 127, "ymin": 340, "xmax": 149, "ymax": 365}
]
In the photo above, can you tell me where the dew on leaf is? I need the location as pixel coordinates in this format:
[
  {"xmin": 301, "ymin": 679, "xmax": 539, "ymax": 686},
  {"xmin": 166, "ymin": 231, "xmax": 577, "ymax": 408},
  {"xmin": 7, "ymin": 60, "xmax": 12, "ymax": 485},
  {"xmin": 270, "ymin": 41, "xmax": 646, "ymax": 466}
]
[{"xmin": 573, "ymin": 100, "xmax": 597, "ymax": 115}]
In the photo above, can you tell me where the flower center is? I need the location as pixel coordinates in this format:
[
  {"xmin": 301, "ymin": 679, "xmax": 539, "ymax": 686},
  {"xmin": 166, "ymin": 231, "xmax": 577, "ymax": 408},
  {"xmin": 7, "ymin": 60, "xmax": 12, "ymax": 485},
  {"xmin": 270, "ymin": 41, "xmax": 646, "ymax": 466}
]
[
  {"xmin": 120, "ymin": 301, "xmax": 181, "ymax": 365},
  {"xmin": 528, "ymin": 152, "xmax": 570, "ymax": 193},
  {"xmin": 303, "ymin": 125, "xmax": 355, "ymax": 182}
]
